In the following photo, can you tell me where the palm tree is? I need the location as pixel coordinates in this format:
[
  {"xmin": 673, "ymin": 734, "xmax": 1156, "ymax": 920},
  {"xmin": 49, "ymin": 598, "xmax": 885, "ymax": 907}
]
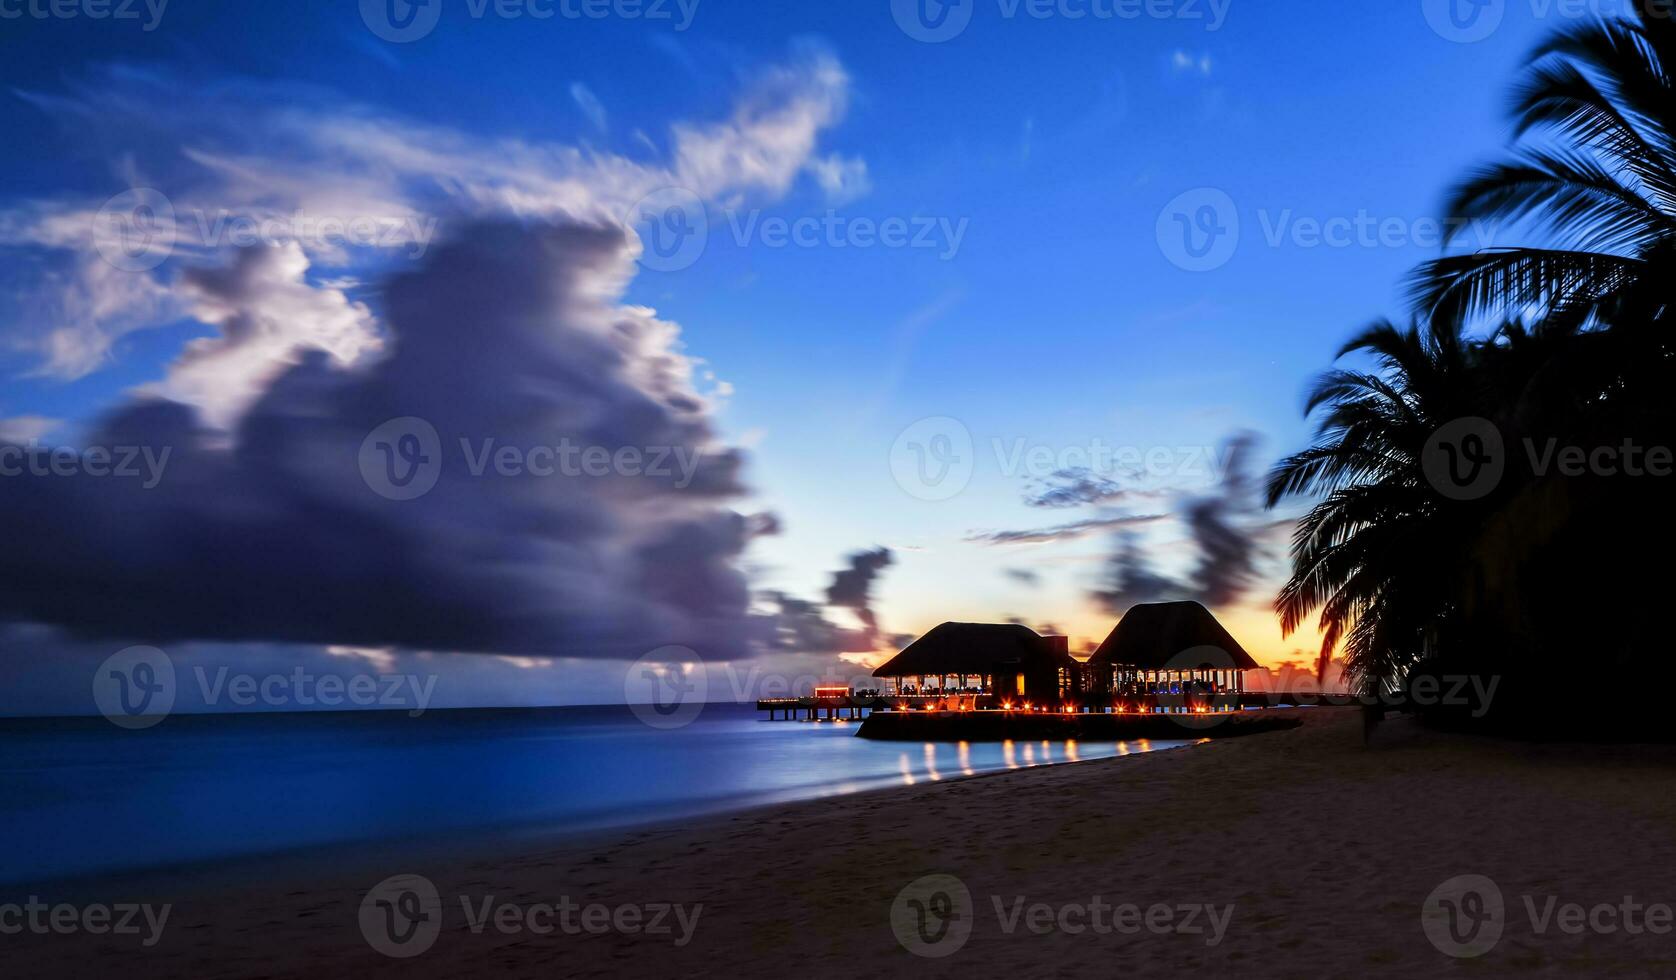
[
  {"xmin": 1274, "ymin": 10, "xmax": 1676, "ymax": 718},
  {"xmin": 1413, "ymin": 9, "xmax": 1676, "ymax": 328},
  {"xmin": 1264, "ymin": 320, "xmax": 1488, "ymax": 693}
]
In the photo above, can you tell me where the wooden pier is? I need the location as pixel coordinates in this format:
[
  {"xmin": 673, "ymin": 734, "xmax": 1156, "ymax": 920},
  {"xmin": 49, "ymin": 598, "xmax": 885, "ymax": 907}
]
[
  {"xmin": 754, "ymin": 694, "xmax": 887, "ymax": 721},
  {"xmin": 757, "ymin": 689, "xmax": 1353, "ymax": 722}
]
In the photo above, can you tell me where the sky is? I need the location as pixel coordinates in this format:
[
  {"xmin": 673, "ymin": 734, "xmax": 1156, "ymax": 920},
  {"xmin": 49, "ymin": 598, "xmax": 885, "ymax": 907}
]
[{"xmin": 0, "ymin": 0, "xmax": 1616, "ymax": 712}]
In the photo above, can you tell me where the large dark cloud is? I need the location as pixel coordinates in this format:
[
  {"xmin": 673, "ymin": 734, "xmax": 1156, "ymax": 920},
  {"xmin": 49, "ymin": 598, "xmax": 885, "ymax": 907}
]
[{"xmin": 0, "ymin": 221, "xmax": 774, "ymax": 660}]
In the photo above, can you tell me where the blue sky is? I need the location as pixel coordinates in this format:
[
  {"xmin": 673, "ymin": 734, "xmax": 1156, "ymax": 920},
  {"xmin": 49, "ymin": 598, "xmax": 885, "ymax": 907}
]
[{"xmin": 0, "ymin": 0, "xmax": 1609, "ymax": 709}]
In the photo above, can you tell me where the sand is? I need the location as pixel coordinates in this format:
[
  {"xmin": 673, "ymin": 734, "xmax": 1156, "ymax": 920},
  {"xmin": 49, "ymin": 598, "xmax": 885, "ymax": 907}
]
[{"xmin": 8, "ymin": 706, "xmax": 1676, "ymax": 978}]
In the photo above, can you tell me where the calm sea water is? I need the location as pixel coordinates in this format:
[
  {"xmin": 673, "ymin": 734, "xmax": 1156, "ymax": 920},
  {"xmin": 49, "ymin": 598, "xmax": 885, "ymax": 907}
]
[{"xmin": 0, "ymin": 704, "xmax": 1191, "ymax": 886}]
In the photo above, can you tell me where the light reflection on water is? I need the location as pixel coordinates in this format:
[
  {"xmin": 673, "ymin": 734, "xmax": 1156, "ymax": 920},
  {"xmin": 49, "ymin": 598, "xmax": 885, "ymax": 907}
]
[{"xmin": 0, "ymin": 703, "xmax": 1195, "ymax": 885}]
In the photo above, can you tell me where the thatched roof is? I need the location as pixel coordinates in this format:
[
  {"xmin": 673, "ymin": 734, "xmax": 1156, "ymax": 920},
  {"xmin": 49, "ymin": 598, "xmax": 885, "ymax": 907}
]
[
  {"xmin": 872, "ymin": 623, "xmax": 1075, "ymax": 677},
  {"xmin": 1088, "ymin": 601, "xmax": 1260, "ymax": 670}
]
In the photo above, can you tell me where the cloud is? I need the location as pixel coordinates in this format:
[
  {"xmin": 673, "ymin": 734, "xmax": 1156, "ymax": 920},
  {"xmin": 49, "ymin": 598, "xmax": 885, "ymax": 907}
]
[
  {"xmin": 967, "ymin": 514, "xmax": 1165, "ymax": 546},
  {"xmin": 569, "ymin": 82, "xmax": 609, "ymax": 133},
  {"xmin": 1003, "ymin": 567, "xmax": 1041, "ymax": 587},
  {"xmin": 0, "ymin": 51, "xmax": 903, "ymax": 676},
  {"xmin": 1089, "ymin": 431, "xmax": 1266, "ymax": 614},
  {"xmin": 1022, "ymin": 466, "xmax": 1130, "ymax": 508},
  {"xmin": 805, "ymin": 154, "xmax": 872, "ymax": 204},
  {"xmin": 2, "ymin": 48, "xmax": 859, "ymax": 420},
  {"xmin": 1172, "ymin": 50, "xmax": 1213, "ymax": 76},
  {"xmin": 0, "ymin": 416, "xmax": 59, "ymax": 443},
  {"xmin": 137, "ymin": 242, "xmax": 383, "ymax": 428},
  {"xmin": 0, "ymin": 221, "xmax": 769, "ymax": 660},
  {"xmin": 1182, "ymin": 430, "xmax": 1260, "ymax": 606},
  {"xmin": 823, "ymin": 547, "xmax": 893, "ymax": 633},
  {"xmin": 1090, "ymin": 529, "xmax": 1186, "ymax": 613},
  {"xmin": 756, "ymin": 592, "xmax": 876, "ymax": 656}
]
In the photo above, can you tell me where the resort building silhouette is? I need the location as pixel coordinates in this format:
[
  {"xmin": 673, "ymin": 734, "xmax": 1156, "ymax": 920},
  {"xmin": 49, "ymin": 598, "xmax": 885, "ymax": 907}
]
[{"xmin": 872, "ymin": 601, "xmax": 1259, "ymax": 713}]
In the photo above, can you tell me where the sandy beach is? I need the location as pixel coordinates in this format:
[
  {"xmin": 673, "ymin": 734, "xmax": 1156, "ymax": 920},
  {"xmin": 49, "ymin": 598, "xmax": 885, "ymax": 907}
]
[{"xmin": 9, "ymin": 706, "xmax": 1676, "ymax": 977}]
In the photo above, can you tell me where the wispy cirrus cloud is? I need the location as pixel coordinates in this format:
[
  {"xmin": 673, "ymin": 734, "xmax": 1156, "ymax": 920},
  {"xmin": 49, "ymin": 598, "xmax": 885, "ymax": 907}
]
[{"xmin": 966, "ymin": 513, "xmax": 1167, "ymax": 546}]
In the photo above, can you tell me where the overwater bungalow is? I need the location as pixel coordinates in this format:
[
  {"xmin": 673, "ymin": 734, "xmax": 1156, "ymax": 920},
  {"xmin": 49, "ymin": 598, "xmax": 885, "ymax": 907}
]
[
  {"xmin": 868, "ymin": 601, "xmax": 1258, "ymax": 714},
  {"xmin": 870, "ymin": 622, "xmax": 1076, "ymax": 708},
  {"xmin": 1086, "ymin": 600, "xmax": 1259, "ymax": 709}
]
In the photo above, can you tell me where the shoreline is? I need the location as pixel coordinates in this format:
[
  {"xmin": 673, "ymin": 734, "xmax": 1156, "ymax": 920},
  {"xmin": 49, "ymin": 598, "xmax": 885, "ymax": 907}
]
[
  {"xmin": 0, "ymin": 717, "xmax": 1202, "ymax": 903},
  {"xmin": 10, "ymin": 707, "xmax": 1676, "ymax": 976}
]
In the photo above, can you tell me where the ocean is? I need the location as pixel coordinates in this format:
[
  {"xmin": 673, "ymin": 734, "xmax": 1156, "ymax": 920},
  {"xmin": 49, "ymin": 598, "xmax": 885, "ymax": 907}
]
[{"xmin": 0, "ymin": 704, "xmax": 1191, "ymax": 887}]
